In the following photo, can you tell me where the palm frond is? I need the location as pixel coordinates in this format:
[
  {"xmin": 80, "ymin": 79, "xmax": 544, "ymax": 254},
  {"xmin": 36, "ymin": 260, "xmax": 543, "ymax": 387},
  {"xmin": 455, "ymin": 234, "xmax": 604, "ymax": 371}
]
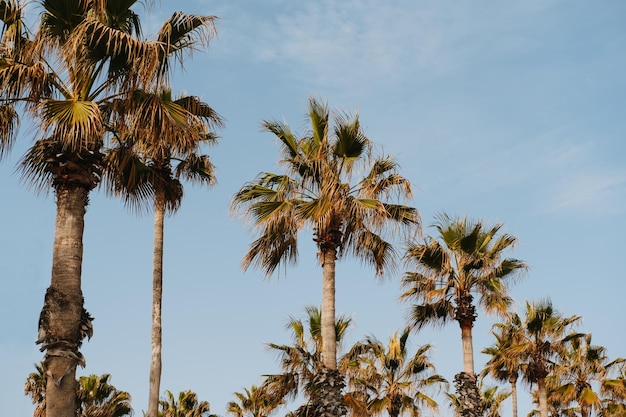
[{"xmin": 0, "ymin": 104, "xmax": 19, "ymax": 159}]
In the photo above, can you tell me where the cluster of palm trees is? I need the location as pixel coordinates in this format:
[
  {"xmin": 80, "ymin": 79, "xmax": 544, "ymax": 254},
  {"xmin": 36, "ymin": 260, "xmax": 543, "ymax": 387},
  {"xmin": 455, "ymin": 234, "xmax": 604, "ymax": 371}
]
[
  {"xmin": 2, "ymin": 2, "xmax": 624, "ymax": 417},
  {"xmin": 229, "ymin": 100, "xmax": 626, "ymax": 417},
  {"xmin": 24, "ymin": 362, "xmax": 213, "ymax": 417}
]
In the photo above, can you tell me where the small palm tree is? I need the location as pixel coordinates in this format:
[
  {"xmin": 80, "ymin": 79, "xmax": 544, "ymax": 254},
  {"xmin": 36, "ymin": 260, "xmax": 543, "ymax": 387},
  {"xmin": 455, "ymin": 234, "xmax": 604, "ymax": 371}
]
[
  {"xmin": 554, "ymin": 333, "xmax": 625, "ymax": 417},
  {"xmin": 518, "ymin": 300, "xmax": 581, "ymax": 417},
  {"xmin": 227, "ymin": 385, "xmax": 283, "ymax": 417},
  {"xmin": 263, "ymin": 306, "xmax": 352, "ymax": 416},
  {"xmin": 601, "ymin": 362, "xmax": 626, "ymax": 416},
  {"xmin": 76, "ymin": 374, "xmax": 133, "ymax": 417},
  {"xmin": 24, "ymin": 363, "xmax": 47, "ymax": 417},
  {"xmin": 401, "ymin": 213, "xmax": 526, "ymax": 416},
  {"xmin": 449, "ymin": 383, "xmax": 510, "ymax": 417},
  {"xmin": 341, "ymin": 328, "xmax": 447, "ymax": 417},
  {"xmin": 24, "ymin": 364, "xmax": 132, "ymax": 417},
  {"xmin": 233, "ymin": 98, "xmax": 418, "ymax": 416},
  {"xmin": 481, "ymin": 313, "xmax": 525, "ymax": 417},
  {"xmin": 159, "ymin": 390, "xmax": 214, "ymax": 417}
]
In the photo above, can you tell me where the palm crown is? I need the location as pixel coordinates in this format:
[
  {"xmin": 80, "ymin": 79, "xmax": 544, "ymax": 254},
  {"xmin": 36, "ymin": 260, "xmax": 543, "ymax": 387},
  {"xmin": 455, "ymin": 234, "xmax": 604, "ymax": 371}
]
[{"xmin": 233, "ymin": 97, "xmax": 418, "ymax": 276}]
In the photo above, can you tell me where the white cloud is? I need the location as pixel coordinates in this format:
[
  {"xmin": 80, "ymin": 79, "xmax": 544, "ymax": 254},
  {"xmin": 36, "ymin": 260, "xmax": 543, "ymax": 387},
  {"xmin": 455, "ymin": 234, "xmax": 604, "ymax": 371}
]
[
  {"xmin": 546, "ymin": 170, "xmax": 626, "ymax": 215},
  {"xmin": 234, "ymin": 0, "xmax": 562, "ymax": 88}
]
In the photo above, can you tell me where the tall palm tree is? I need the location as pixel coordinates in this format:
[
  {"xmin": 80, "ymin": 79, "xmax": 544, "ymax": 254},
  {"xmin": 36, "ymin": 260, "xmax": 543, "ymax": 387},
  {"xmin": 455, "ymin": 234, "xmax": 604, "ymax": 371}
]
[
  {"xmin": 1, "ymin": 3, "xmax": 217, "ymax": 417},
  {"xmin": 227, "ymin": 385, "xmax": 283, "ymax": 417},
  {"xmin": 518, "ymin": 300, "xmax": 581, "ymax": 417},
  {"xmin": 2, "ymin": 2, "xmax": 144, "ymax": 415},
  {"xmin": 554, "ymin": 333, "xmax": 625, "ymax": 417},
  {"xmin": 263, "ymin": 306, "xmax": 353, "ymax": 416},
  {"xmin": 76, "ymin": 374, "xmax": 133, "ymax": 417},
  {"xmin": 104, "ymin": 87, "xmax": 222, "ymax": 417},
  {"xmin": 233, "ymin": 98, "xmax": 418, "ymax": 416},
  {"xmin": 341, "ymin": 328, "xmax": 447, "ymax": 417},
  {"xmin": 159, "ymin": 390, "xmax": 214, "ymax": 417},
  {"xmin": 481, "ymin": 313, "xmax": 524, "ymax": 417},
  {"xmin": 401, "ymin": 213, "xmax": 526, "ymax": 416}
]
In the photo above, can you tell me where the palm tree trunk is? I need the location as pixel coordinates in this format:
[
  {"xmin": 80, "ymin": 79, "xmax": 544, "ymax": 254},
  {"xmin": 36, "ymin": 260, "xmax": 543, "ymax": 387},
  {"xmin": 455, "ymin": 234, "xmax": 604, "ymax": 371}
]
[
  {"xmin": 537, "ymin": 377, "xmax": 548, "ymax": 417},
  {"xmin": 320, "ymin": 247, "xmax": 337, "ymax": 370},
  {"xmin": 460, "ymin": 323, "xmax": 475, "ymax": 375},
  {"xmin": 43, "ymin": 185, "xmax": 88, "ymax": 417},
  {"xmin": 147, "ymin": 192, "xmax": 166, "ymax": 417},
  {"xmin": 510, "ymin": 378, "xmax": 518, "ymax": 417}
]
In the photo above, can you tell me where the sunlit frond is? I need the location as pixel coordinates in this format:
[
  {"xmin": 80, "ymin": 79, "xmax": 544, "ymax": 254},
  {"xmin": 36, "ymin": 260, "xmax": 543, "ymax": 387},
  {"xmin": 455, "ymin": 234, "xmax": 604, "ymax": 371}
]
[
  {"xmin": 156, "ymin": 12, "xmax": 217, "ymax": 80},
  {"xmin": 0, "ymin": 103, "xmax": 18, "ymax": 159},
  {"xmin": 40, "ymin": 99, "xmax": 103, "ymax": 149}
]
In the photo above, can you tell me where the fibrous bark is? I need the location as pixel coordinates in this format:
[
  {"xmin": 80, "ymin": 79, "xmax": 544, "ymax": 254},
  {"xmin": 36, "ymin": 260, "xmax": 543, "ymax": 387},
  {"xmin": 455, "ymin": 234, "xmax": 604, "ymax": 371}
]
[
  {"xmin": 454, "ymin": 372, "xmax": 483, "ymax": 417},
  {"xmin": 308, "ymin": 367, "xmax": 347, "ymax": 417}
]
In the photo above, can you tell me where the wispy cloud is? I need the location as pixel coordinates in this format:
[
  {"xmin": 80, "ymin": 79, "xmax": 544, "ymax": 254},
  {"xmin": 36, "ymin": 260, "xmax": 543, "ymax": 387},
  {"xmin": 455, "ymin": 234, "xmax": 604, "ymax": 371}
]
[
  {"xmin": 221, "ymin": 0, "xmax": 560, "ymax": 88},
  {"xmin": 546, "ymin": 170, "xmax": 626, "ymax": 215}
]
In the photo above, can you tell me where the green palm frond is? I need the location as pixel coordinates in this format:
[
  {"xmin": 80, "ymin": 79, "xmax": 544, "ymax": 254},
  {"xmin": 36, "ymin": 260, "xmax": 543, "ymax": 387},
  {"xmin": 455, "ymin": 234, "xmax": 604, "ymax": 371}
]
[
  {"xmin": 101, "ymin": 0, "xmax": 142, "ymax": 36},
  {"xmin": 175, "ymin": 95, "xmax": 224, "ymax": 129},
  {"xmin": 332, "ymin": 112, "xmax": 368, "ymax": 162},
  {"xmin": 40, "ymin": 0, "xmax": 90, "ymax": 44},
  {"xmin": 41, "ymin": 99, "xmax": 103, "ymax": 149},
  {"xmin": 174, "ymin": 153, "xmax": 216, "ymax": 186},
  {"xmin": 156, "ymin": 12, "xmax": 217, "ymax": 80},
  {"xmin": 407, "ymin": 299, "xmax": 455, "ymax": 330},
  {"xmin": 307, "ymin": 97, "xmax": 329, "ymax": 146},
  {"xmin": 242, "ymin": 215, "xmax": 299, "ymax": 275},
  {"xmin": 348, "ymin": 228, "xmax": 395, "ymax": 276},
  {"xmin": 404, "ymin": 239, "xmax": 450, "ymax": 274},
  {"xmin": 103, "ymin": 141, "xmax": 154, "ymax": 212}
]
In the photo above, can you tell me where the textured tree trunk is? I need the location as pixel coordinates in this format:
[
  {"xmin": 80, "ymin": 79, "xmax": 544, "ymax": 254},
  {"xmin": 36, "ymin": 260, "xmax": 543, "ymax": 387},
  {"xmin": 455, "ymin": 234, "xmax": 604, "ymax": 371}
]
[
  {"xmin": 509, "ymin": 375, "xmax": 518, "ymax": 417},
  {"xmin": 453, "ymin": 372, "xmax": 483, "ymax": 417},
  {"xmin": 320, "ymin": 247, "xmax": 337, "ymax": 370},
  {"xmin": 42, "ymin": 185, "xmax": 89, "ymax": 417},
  {"xmin": 460, "ymin": 323, "xmax": 475, "ymax": 375},
  {"xmin": 537, "ymin": 377, "xmax": 548, "ymax": 417},
  {"xmin": 147, "ymin": 193, "xmax": 165, "ymax": 417},
  {"xmin": 313, "ymin": 246, "xmax": 347, "ymax": 417}
]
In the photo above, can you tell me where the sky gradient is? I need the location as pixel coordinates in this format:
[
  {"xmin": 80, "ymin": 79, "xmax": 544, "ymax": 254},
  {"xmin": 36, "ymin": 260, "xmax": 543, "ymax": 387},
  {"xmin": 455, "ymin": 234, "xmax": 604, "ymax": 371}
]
[{"xmin": 2, "ymin": 1, "xmax": 625, "ymax": 416}]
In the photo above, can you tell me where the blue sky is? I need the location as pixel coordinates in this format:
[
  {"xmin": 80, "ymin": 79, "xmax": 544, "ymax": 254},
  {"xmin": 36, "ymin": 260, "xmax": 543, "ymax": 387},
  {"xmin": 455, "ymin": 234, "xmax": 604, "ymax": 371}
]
[{"xmin": 2, "ymin": 0, "xmax": 625, "ymax": 415}]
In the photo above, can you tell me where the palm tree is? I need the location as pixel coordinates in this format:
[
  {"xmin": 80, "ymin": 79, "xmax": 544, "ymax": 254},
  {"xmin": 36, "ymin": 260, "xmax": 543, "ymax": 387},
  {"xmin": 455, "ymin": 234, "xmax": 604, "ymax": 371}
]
[
  {"xmin": 518, "ymin": 300, "xmax": 581, "ymax": 417},
  {"xmin": 554, "ymin": 333, "xmax": 625, "ymax": 417},
  {"xmin": 448, "ymin": 383, "xmax": 510, "ymax": 417},
  {"xmin": 159, "ymin": 390, "xmax": 214, "ymax": 417},
  {"xmin": 227, "ymin": 385, "xmax": 283, "ymax": 417},
  {"xmin": 24, "ymin": 364, "xmax": 132, "ymax": 417},
  {"xmin": 481, "ymin": 313, "xmax": 524, "ymax": 417},
  {"xmin": 233, "ymin": 98, "xmax": 418, "ymax": 416},
  {"xmin": 401, "ymin": 213, "xmax": 526, "ymax": 417},
  {"xmin": 24, "ymin": 363, "xmax": 47, "ymax": 417},
  {"xmin": 528, "ymin": 374, "xmax": 580, "ymax": 417},
  {"xmin": 263, "ymin": 306, "xmax": 353, "ymax": 416},
  {"xmin": 1, "ymin": 3, "xmax": 217, "ymax": 417},
  {"xmin": 104, "ymin": 87, "xmax": 222, "ymax": 417},
  {"xmin": 76, "ymin": 374, "xmax": 133, "ymax": 417},
  {"xmin": 341, "ymin": 327, "xmax": 447, "ymax": 417},
  {"xmin": 601, "ymin": 362, "xmax": 626, "ymax": 417}
]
